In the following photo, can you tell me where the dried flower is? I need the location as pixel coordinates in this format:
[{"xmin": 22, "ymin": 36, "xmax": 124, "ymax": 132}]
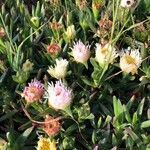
[
  {"xmin": 120, "ymin": 0, "xmax": 137, "ymax": 8},
  {"xmin": 71, "ymin": 40, "xmax": 90, "ymax": 64},
  {"xmin": 42, "ymin": 116, "xmax": 61, "ymax": 136},
  {"xmin": 65, "ymin": 25, "xmax": 76, "ymax": 41},
  {"xmin": 95, "ymin": 43, "xmax": 118, "ymax": 66},
  {"xmin": 98, "ymin": 15, "xmax": 112, "ymax": 31},
  {"xmin": 22, "ymin": 79, "xmax": 44, "ymax": 103},
  {"xmin": 120, "ymin": 49, "xmax": 142, "ymax": 75},
  {"xmin": 47, "ymin": 43, "xmax": 61, "ymax": 57},
  {"xmin": 49, "ymin": 22, "xmax": 63, "ymax": 30},
  {"xmin": 22, "ymin": 59, "xmax": 34, "ymax": 72},
  {"xmin": 37, "ymin": 137, "xmax": 56, "ymax": 150},
  {"xmin": 46, "ymin": 81, "xmax": 72, "ymax": 110},
  {"xmin": 0, "ymin": 27, "xmax": 5, "ymax": 37},
  {"xmin": 92, "ymin": 1, "xmax": 103, "ymax": 10},
  {"xmin": 47, "ymin": 58, "xmax": 68, "ymax": 79}
]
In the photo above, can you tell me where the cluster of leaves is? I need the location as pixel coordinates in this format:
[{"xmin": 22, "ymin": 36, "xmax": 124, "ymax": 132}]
[{"xmin": 0, "ymin": 0, "xmax": 150, "ymax": 149}]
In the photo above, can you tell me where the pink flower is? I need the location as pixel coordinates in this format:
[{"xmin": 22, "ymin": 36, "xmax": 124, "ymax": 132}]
[
  {"xmin": 71, "ymin": 40, "xmax": 90, "ymax": 64},
  {"xmin": 46, "ymin": 81, "xmax": 72, "ymax": 110},
  {"xmin": 22, "ymin": 79, "xmax": 44, "ymax": 103}
]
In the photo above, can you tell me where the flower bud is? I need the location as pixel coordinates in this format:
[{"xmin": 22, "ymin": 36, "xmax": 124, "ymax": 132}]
[
  {"xmin": 47, "ymin": 43, "xmax": 61, "ymax": 57},
  {"xmin": 92, "ymin": 0, "xmax": 104, "ymax": 20},
  {"xmin": 22, "ymin": 59, "xmax": 34, "ymax": 72},
  {"xmin": 30, "ymin": 17, "xmax": 40, "ymax": 28},
  {"xmin": 64, "ymin": 25, "xmax": 76, "ymax": 41}
]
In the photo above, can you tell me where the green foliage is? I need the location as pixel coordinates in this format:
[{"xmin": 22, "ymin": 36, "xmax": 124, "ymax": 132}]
[{"xmin": 0, "ymin": 0, "xmax": 150, "ymax": 149}]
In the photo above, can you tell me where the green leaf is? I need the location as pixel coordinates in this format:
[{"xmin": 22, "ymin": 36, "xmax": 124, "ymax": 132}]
[
  {"xmin": 90, "ymin": 58, "xmax": 99, "ymax": 69},
  {"xmin": 78, "ymin": 103, "xmax": 91, "ymax": 120},
  {"xmin": 112, "ymin": 134, "xmax": 117, "ymax": 146},
  {"xmin": 113, "ymin": 96, "xmax": 125, "ymax": 124},
  {"xmin": 63, "ymin": 137, "xmax": 75, "ymax": 149},
  {"xmin": 123, "ymin": 105, "xmax": 131, "ymax": 123},
  {"xmin": 99, "ymin": 103, "xmax": 112, "ymax": 116},
  {"xmin": 137, "ymin": 98, "xmax": 145, "ymax": 117},
  {"xmin": 81, "ymin": 76, "xmax": 96, "ymax": 87},
  {"xmin": 85, "ymin": 113, "xmax": 95, "ymax": 120},
  {"xmin": 0, "ymin": 110, "xmax": 18, "ymax": 122},
  {"xmin": 132, "ymin": 112, "xmax": 138, "ymax": 127},
  {"xmin": 103, "ymin": 115, "xmax": 112, "ymax": 127},
  {"xmin": 126, "ymin": 96, "xmax": 135, "ymax": 110},
  {"xmin": 125, "ymin": 127, "xmax": 143, "ymax": 147},
  {"xmin": 35, "ymin": 1, "xmax": 40, "ymax": 16},
  {"xmin": 65, "ymin": 124, "xmax": 78, "ymax": 135},
  {"xmin": 14, "ymin": 126, "xmax": 34, "ymax": 149},
  {"xmin": 92, "ymin": 130, "xmax": 96, "ymax": 144},
  {"xmin": 97, "ymin": 117, "xmax": 102, "ymax": 128},
  {"xmin": 141, "ymin": 120, "xmax": 150, "ymax": 128},
  {"xmin": 113, "ymin": 96, "xmax": 124, "ymax": 117}
]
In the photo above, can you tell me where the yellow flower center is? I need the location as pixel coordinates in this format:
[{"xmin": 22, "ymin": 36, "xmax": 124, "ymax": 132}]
[
  {"xmin": 101, "ymin": 47, "xmax": 108, "ymax": 55},
  {"xmin": 124, "ymin": 55, "xmax": 136, "ymax": 64},
  {"xmin": 37, "ymin": 138, "xmax": 57, "ymax": 150},
  {"xmin": 38, "ymin": 139, "xmax": 51, "ymax": 150}
]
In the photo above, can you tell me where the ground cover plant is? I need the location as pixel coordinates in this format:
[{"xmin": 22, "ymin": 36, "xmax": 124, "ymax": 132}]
[{"xmin": 0, "ymin": 0, "xmax": 150, "ymax": 149}]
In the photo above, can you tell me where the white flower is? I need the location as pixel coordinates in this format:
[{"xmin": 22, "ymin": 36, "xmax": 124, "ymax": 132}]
[
  {"xmin": 72, "ymin": 40, "xmax": 90, "ymax": 64},
  {"xmin": 120, "ymin": 0, "xmax": 136, "ymax": 8},
  {"xmin": 95, "ymin": 43, "xmax": 118, "ymax": 66},
  {"xmin": 120, "ymin": 49, "xmax": 142, "ymax": 75},
  {"xmin": 65, "ymin": 25, "xmax": 76, "ymax": 40},
  {"xmin": 47, "ymin": 58, "xmax": 68, "ymax": 79},
  {"xmin": 46, "ymin": 81, "xmax": 72, "ymax": 110}
]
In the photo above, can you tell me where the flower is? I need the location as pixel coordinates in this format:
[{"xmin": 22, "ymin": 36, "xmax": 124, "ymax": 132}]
[
  {"xmin": 65, "ymin": 25, "xmax": 76, "ymax": 40},
  {"xmin": 120, "ymin": 0, "xmax": 137, "ymax": 8},
  {"xmin": 0, "ymin": 27, "xmax": 5, "ymax": 37},
  {"xmin": 95, "ymin": 43, "xmax": 118, "ymax": 66},
  {"xmin": 41, "ymin": 116, "xmax": 61, "ymax": 136},
  {"xmin": 46, "ymin": 80, "xmax": 72, "ymax": 110},
  {"xmin": 22, "ymin": 59, "xmax": 34, "ymax": 72},
  {"xmin": 92, "ymin": 0, "xmax": 104, "ymax": 20},
  {"xmin": 0, "ymin": 138, "xmax": 6, "ymax": 150},
  {"xmin": 120, "ymin": 49, "xmax": 142, "ymax": 75},
  {"xmin": 98, "ymin": 15, "xmax": 112, "ymax": 31},
  {"xmin": 49, "ymin": 22, "xmax": 63, "ymax": 30},
  {"xmin": 71, "ymin": 40, "xmax": 90, "ymax": 64},
  {"xmin": 47, "ymin": 58, "xmax": 68, "ymax": 79},
  {"xmin": 47, "ymin": 43, "xmax": 61, "ymax": 57},
  {"xmin": 21, "ymin": 79, "xmax": 44, "ymax": 103},
  {"xmin": 37, "ymin": 137, "xmax": 56, "ymax": 150}
]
